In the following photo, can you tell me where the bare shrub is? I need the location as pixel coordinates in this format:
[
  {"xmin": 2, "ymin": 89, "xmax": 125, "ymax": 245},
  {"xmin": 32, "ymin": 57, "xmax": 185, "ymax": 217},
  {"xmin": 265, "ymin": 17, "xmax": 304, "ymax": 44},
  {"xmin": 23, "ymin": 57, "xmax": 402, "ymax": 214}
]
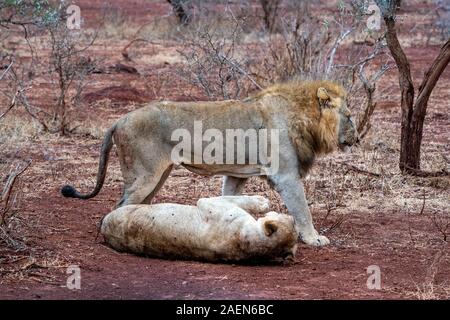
[
  {"xmin": 1, "ymin": 2, "xmax": 97, "ymax": 135},
  {"xmin": 258, "ymin": 1, "xmax": 392, "ymax": 139},
  {"xmin": 254, "ymin": 1, "xmax": 371, "ymax": 82},
  {"xmin": 429, "ymin": 211, "xmax": 450, "ymax": 242},
  {"xmin": 0, "ymin": 61, "xmax": 18, "ymax": 121},
  {"xmin": 351, "ymin": 46, "xmax": 392, "ymax": 139},
  {"xmin": 99, "ymin": 8, "xmax": 136, "ymax": 39},
  {"xmin": 410, "ymin": 247, "xmax": 450, "ymax": 299},
  {"xmin": 178, "ymin": 6, "xmax": 262, "ymax": 100},
  {"xmin": 0, "ymin": 2, "xmax": 50, "ymax": 131},
  {"xmin": 0, "ymin": 161, "xmax": 30, "ymax": 250},
  {"xmin": 254, "ymin": 4, "xmax": 332, "ymax": 84},
  {"xmin": 46, "ymin": 17, "xmax": 97, "ymax": 135},
  {"xmin": 0, "ymin": 115, "xmax": 41, "ymax": 147}
]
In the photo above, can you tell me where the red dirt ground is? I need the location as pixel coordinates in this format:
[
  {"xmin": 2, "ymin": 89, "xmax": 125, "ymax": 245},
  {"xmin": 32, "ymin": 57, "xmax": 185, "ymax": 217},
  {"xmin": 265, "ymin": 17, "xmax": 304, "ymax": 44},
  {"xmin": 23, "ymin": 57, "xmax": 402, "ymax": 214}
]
[
  {"xmin": 1, "ymin": 0, "xmax": 449, "ymax": 299},
  {"xmin": 1, "ymin": 188, "xmax": 449, "ymax": 299}
]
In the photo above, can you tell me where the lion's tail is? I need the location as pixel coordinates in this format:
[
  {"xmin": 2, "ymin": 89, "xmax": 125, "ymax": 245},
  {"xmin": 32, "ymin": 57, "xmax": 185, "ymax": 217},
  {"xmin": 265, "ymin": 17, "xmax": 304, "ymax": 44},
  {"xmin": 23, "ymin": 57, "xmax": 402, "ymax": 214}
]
[{"xmin": 61, "ymin": 124, "xmax": 117, "ymax": 200}]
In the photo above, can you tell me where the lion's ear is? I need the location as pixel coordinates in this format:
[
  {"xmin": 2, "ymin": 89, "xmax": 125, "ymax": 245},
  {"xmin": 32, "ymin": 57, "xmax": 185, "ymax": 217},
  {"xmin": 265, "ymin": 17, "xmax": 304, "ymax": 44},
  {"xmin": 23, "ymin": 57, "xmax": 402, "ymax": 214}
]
[
  {"xmin": 317, "ymin": 87, "xmax": 330, "ymax": 101},
  {"xmin": 264, "ymin": 220, "xmax": 278, "ymax": 237}
]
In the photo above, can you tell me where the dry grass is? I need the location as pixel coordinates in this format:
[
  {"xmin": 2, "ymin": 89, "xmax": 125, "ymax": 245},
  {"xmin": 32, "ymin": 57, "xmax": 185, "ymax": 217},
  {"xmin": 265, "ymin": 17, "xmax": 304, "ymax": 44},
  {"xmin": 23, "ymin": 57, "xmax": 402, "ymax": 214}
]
[
  {"xmin": 98, "ymin": 10, "xmax": 140, "ymax": 40},
  {"xmin": 0, "ymin": 115, "xmax": 37, "ymax": 251},
  {"xmin": 411, "ymin": 282, "xmax": 450, "ymax": 300},
  {"xmin": 0, "ymin": 254, "xmax": 71, "ymax": 285},
  {"xmin": 97, "ymin": 8, "xmax": 183, "ymax": 42},
  {"xmin": 0, "ymin": 113, "xmax": 100, "ymax": 283},
  {"xmin": 0, "ymin": 115, "xmax": 42, "ymax": 147},
  {"xmin": 406, "ymin": 248, "xmax": 450, "ymax": 299}
]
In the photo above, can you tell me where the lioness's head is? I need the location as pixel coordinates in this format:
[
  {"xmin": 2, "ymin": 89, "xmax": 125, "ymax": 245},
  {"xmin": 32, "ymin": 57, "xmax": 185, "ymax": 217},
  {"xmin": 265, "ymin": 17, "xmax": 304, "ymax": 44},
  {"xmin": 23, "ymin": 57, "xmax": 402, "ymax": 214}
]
[
  {"xmin": 254, "ymin": 212, "xmax": 299, "ymax": 260},
  {"xmin": 317, "ymin": 86, "xmax": 359, "ymax": 150}
]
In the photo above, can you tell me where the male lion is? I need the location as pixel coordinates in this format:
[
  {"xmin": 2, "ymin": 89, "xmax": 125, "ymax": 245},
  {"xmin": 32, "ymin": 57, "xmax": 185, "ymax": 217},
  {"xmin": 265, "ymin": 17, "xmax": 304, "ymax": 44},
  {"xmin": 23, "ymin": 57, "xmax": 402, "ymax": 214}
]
[{"xmin": 62, "ymin": 80, "xmax": 359, "ymax": 246}]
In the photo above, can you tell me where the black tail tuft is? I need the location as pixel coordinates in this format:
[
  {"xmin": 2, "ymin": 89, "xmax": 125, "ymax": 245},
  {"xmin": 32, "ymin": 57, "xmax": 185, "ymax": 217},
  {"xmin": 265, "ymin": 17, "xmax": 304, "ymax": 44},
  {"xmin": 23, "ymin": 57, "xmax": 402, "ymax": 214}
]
[{"xmin": 61, "ymin": 185, "xmax": 78, "ymax": 198}]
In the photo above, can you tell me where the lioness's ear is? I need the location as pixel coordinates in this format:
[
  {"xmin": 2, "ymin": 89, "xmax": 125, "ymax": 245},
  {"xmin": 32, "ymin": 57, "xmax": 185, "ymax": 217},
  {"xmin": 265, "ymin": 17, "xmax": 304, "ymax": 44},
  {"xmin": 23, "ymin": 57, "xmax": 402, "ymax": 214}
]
[
  {"xmin": 317, "ymin": 87, "xmax": 330, "ymax": 101},
  {"xmin": 264, "ymin": 220, "xmax": 278, "ymax": 237}
]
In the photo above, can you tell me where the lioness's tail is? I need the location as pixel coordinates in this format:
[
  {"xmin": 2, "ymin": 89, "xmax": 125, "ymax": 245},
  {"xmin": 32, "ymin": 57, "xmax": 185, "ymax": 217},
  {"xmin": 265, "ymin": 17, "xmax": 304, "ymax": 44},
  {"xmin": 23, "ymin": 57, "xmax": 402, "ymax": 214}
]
[{"xmin": 61, "ymin": 124, "xmax": 117, "ymax": 200}]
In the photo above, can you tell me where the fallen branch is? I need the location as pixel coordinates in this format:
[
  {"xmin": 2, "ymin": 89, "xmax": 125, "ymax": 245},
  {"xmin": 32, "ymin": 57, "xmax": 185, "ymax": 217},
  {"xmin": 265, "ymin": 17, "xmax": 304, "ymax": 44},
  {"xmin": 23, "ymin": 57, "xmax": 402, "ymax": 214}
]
[
  {"xmin": 338, "ymin": 162, "xmax": 381, "ymax": 177},
  {"xmin": 121, "ymin": 38, "xmax": 151, "ymax": 61},
  {"xmin": 0, "ymin": 61, "xmax": 14, "ymax": 81},
  {"xmin": 0, "ymin": 90, "xmax": 17, "ymax": 121},
  {"xmin": 1, "ymin": 160, "xmax": 31, "ymax": 226}
]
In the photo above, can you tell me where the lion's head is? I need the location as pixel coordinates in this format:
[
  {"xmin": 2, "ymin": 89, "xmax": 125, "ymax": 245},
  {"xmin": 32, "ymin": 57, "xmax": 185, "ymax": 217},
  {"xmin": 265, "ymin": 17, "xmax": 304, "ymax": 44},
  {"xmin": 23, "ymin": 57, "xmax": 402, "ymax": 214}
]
[
  {"xmin": 316, "ymin": 86, "xmax": 360, "ymax": 151},
  {"xmin": 250, "ymin": 80, "xmax": 359, "ymax": 174}
]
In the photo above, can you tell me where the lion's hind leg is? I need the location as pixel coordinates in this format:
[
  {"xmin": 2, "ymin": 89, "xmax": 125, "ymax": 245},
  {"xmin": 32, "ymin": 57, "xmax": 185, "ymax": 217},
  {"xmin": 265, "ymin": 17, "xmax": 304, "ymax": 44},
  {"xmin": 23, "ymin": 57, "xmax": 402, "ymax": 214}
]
[
  {"xmin": 142, "ymin": 164, "xmax": 173, "ymax": 204},
  {"xmin": 222, "ymin": 176, "xmax": 248, "ymax": 195},
  {"xmin": 117, "ymin": 163, "xmax": 173, "ymax": 207}
]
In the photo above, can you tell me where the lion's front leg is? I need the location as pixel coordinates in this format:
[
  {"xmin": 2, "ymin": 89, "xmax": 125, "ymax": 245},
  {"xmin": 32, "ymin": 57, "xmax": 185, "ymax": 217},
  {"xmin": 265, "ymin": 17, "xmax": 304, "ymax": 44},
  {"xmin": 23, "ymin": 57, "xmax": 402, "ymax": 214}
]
[
  {"xmin": 222, "ymin": 176, "xmax": 248, "ymax": 195},
  {"xmin": 268, "ymin": 173, "xmax": 330, "ymax": 246}
]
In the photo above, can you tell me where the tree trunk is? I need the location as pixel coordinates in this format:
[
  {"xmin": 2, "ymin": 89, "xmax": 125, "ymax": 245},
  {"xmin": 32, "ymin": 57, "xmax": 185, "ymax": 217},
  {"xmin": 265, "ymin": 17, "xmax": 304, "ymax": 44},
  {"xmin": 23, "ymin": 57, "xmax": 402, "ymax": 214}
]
[
  {"xmin": 408, "ymin": 39, "xmax": 450, "ymax": 171},
  {"xmin": 383, "ymin": 17, "xmax": 415, "ymax": 171},
  {"xmin": 383, "ymin": 13, "xmax": 450, "ymax": 173}
]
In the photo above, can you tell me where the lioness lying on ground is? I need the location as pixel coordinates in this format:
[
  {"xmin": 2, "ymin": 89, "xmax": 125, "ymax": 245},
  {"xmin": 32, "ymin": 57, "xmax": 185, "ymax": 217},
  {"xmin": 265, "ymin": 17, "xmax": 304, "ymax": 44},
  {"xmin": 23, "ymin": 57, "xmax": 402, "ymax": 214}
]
[
  {"xmin": 63, "ymin": 80, "xmax": 359, "ymax": 246},
  {"xmin": 101, "ymin": 196, "xmax": 298, "ymax": 262}
]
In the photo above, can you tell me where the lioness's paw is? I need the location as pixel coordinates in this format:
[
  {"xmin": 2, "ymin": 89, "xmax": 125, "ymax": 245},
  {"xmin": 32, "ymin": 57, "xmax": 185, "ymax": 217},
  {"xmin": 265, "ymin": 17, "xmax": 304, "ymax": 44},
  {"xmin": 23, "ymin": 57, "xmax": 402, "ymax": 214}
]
[
  {"xmin": 301, "ymin": 234, "xmax": 330, "ymax": 246},
  {"xmin": 253, "ymin": 196, "xmax": 270, "ymax": 213}
]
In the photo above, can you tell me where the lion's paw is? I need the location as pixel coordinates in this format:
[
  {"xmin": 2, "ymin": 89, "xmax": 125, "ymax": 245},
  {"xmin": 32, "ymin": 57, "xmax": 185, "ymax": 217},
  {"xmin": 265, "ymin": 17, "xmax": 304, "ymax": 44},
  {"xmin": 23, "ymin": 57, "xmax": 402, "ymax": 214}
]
[
  {"xmin": 252, "ymin": 195, "xmax": 270, "ymax": 213},
  {"xmin": 301, "ymin": 234, "xmax": 330, "ymax": 246}
]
